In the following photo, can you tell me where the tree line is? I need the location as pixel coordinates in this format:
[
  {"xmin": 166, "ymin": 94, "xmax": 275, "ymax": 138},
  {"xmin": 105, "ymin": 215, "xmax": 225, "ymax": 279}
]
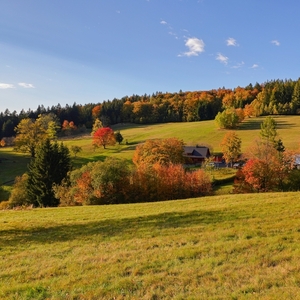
[{"xmin": 2, "ymin": 78, "xmax": 300, "ymax": 139}]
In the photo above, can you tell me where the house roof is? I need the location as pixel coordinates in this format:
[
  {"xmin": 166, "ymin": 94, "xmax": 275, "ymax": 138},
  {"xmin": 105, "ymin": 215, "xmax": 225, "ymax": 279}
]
[{"xmin": 183, "ymin": 146, "xmax": 210, "ymax": 158}]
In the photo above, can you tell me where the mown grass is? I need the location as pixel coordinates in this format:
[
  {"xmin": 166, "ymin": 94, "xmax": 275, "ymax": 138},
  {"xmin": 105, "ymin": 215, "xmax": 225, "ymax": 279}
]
[{"xmin": 1, "ymin": 192, "xmax": 300, "ymax": 299}]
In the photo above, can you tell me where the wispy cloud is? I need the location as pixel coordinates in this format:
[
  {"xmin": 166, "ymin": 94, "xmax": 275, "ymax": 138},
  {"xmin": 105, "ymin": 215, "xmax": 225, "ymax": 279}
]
[
  {"xmin": 168, "ymin": 31, "xmax": 178, "ymax": 39},
  {"xmin": 160, "ymin": 20, "xmax": 167, "ymax": 25},
  {"xmin": 251, "ymin": 64, "xmax": 259, "ymax": 69},
  {"xmin": 226, "ymin": 37, "xmax": 238, "ymax": 46},
  {"xmin": 18, "ymin": 83, "xmax": 35, "ymax": 88},
  {"xmin": 232, "ymin": 61, "xmax": 244, "ymax": 69},
  {"xmin": 271, "ymin": 40, "xmax": 280, "ymax": 46},
  {"xmin": 216, "ymin": 53, "xmax": 228, "ymax": 65},
  {"xmin": 0, "ymin": 83, "xmax": 14, "ymax": 89},
  {"xmin": 179, "ymin": 37, "xmax": 205, "ymax": 57}
]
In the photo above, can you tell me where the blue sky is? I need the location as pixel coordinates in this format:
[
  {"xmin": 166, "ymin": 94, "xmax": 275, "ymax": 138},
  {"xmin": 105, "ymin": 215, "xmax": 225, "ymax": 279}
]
[{"xmin": 1, "ymin": 0, "xmax": 299, "ymax": 113}]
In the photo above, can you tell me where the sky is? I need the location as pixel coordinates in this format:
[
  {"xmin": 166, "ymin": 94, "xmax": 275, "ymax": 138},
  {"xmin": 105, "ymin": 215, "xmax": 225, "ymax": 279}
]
[{"xmin": 1, "ymin": 0, "xmax": 300, "ymax": 114}]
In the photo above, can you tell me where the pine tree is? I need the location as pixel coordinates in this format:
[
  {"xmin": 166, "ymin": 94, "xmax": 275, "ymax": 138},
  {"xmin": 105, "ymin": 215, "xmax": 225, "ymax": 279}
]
[
  {"xmin": 291, "ymin": 79, "xmax": 300, "ymax": 113},
  {"xmin": 26, "ymin": 139, "xmax": 71, "ymax": 207}
]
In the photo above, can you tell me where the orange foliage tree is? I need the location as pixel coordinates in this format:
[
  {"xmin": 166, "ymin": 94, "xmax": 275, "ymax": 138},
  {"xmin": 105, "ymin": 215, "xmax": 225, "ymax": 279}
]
[
  {"xmin": 92, "ymin": 105, "xmax": 101, "ymax": 120},
  {"xmin": 131, "ymin": 163, "xmax": 211, "ymax": 202},
  {"xmin": 237, "ymin": 139, "xmax": 294, "ymax": 192},
  {"xmin": 62, "ymin": 120, "xmax": 77, "ymax": 136},
  {"xmin": 92, "ymin": 127, "xmax": 116, "ymax": 149},
  {"xmin": 131, "ymin": 137, "xmax": 212, "ymax": 202}
]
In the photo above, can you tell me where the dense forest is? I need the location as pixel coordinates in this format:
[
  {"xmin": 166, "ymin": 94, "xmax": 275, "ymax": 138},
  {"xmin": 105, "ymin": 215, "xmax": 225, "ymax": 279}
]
[{"xmin": 1, "ymin": 78, "xmax": 300, "ymax": 139}]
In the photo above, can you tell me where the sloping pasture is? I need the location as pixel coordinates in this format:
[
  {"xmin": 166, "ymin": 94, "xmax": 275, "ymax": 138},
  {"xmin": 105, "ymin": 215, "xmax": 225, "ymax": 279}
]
[{"xmin": 1, "ymin": 192, "xmax": 300, "ymax": 299}]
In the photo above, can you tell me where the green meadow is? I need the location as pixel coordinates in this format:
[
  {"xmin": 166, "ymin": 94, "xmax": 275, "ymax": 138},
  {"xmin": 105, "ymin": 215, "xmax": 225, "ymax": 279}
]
[
  {"xmin": 1, "ymin": 192, "xmax": 300, "ymax": 299},
  {"xmin": 1, "ymin": 116, "xmax": 300, "ymax": 298}
]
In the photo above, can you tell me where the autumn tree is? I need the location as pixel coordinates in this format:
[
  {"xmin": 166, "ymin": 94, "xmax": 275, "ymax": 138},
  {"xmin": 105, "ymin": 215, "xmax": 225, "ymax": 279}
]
[
  {"xmin": 62, "ymin": 120, "xmax": 77, "ymax": 136},
  {"xmin": 91, "ymin": 118, "xmax": 103, "ymax": 136},
  {"xmin": 239, "ymin": 139, "xmax": 293, "ymax": 192},
  {"xmin": 220, "ymin": 132, "xmax": 242, "ymax": 167},
  {"xmin": 244, "ymin": 104, "xmax": 254, "ymax": 118},
  {"xmin": 57, "ymin": 157, "xmax": 131, "ymax": 205},
  {"xmin": 242, "ymin": 157, "xmax": 281, "ymax": 192},
  {"xmin": 130, "ymin": 162, "xmax": 211, "ymax": 202},
  {"xmin": 7, "ymin": 174, "xmax": 31, "ymax": 207},
  {"xmin": 15, "ymin": 114, "xmax": 59, "ymax": 157},
  {"xmin": 91, "ymin": 105, "xmax": 101, "ymax": 120},
  {"xmin": 26, "ymin": 139, "xmax": 71, "ymax": 207},
  {"xmin": 133, "ymin": 138, "xmax": 185, "ymax": 167},
  {"xmin": 92, "ymin": 127, "xmax": 116, "ymax": 149},
  {"xmin": 215, "ymin": 108, "xmax": 240, "ymax": 129},
  {"xmin": 14, "ymin": 118, "xmax": 48, "ymax": 157},
  {"xmin": 37, "ymin": 113, "xmax": 61, "ymax": 140},
  {"xmin": 90, "ymin": 157, "xmax": 131, "ymax": 204}
]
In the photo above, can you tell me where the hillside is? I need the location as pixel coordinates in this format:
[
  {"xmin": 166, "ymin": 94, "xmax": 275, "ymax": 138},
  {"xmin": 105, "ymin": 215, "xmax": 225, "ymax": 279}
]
[
  {"xmin": 1, "ymin": 192, "xmax": 300, "ymax": 299},
  {"xmin": 1, "ymin": 115, "xmax": 300, "ymax": 193}
]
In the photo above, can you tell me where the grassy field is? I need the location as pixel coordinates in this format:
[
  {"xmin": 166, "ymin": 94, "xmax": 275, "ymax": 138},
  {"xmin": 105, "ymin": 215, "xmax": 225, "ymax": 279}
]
[
  {"xmin": 1, "ymin": 115, "xmax": 300, "ymax": 195},
  {"xmin": 1, "ymin": 192, "xmax": 300, "ymax": 299}
]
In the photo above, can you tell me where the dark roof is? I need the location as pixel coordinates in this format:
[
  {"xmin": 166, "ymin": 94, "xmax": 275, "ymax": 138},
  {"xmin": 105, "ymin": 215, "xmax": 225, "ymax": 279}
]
[{"xmin": 183, "ymin": 146, "xmax": 210, "ymax": 158}]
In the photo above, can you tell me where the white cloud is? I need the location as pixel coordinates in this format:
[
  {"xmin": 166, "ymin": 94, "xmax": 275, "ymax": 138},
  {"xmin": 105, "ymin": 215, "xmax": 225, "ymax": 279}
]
[
  {"xmin": 232, "ymin": 61, "xmax": 244, "ymax": 69},
  {"xmin": 18, "ymin": 82, "xmax": 35, "ymax": 88},
  {"xmin": 0, "ymin": 83, "xmax": 14, "ymax": 89},
  {"xmin": 160, "ymin": 20, "xmax": 167, "ymax": 25},
  {"xmin": 251, "ymin": 64, "xmax": 259, "ymax": 69},
  {"xmin": 271, "ymin": 40, "xmax": 280, "ymax": 46},
  {"xmin": 226, "ymin": 37, "xmax": 238, "ymax": 46},
  {"xmin": 181, "ymin": 37, "xmax": 205, "ymax": 57},
  {"xmin": 216, "ymin": 53, "xmax": 228, "ymax": 65}
]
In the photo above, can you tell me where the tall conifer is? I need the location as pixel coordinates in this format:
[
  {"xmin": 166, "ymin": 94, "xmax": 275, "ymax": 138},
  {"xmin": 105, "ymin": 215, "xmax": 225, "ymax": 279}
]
[{"xmin": 26, "ymin": 139, "xmax": 71, "ymax": 207}]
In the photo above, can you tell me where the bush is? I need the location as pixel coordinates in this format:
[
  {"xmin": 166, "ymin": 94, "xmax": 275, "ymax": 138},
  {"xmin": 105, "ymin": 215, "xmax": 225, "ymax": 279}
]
[
  {"xmin": 8, "ymin": 174, "xmax": 31, "ymax": 207},
  {"xmin": 0, "ymin": 200, "xmax": 10, "ymax": 210}
]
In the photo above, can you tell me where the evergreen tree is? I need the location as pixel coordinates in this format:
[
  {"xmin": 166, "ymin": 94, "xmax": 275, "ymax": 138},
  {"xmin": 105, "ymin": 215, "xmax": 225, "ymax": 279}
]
[
  {"xmin": 26, "ymin": 139, "xmax": 71, "ymax": 207},
  {"xmin": 291, "ymin": 79, "xmax": 300, "ymax": 113},
  {"xmin": 2, "ymin": 119, "xmax": 15, "ymax": 137},
  {"xmin": 114, "ymin": 131, "xmax": 123, "ymax": 144}
]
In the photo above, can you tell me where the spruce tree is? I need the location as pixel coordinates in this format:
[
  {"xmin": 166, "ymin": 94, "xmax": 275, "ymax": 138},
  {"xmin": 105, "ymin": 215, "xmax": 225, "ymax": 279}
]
[{"xmin": 26, "ymin": 139, "xmax": 71, "ymax": 207}]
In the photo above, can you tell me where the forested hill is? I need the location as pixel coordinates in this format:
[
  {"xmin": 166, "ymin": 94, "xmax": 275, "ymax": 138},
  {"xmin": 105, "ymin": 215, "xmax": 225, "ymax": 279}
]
[{"xmin": 1, "ymin": 78, "xmax": 300, "ymax": 138}]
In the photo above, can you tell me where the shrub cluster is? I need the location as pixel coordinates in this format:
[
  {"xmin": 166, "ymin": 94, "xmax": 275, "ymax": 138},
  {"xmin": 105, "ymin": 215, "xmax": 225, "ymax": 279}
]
[{"xmin": 54, "ymin": 157, "xmax": 212, "ymax": 206}]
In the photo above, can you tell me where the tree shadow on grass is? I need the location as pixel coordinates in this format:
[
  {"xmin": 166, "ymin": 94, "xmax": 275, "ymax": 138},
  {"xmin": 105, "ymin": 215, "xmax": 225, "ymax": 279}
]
[
  {"xmin": 239, "ymin": 117, "xmax": 297, "ymax": 131},
  {"xmin": 0, "ymin": 209, "xmax": 240, "ymax": 248},
  {"xmin": 71, "ymin": 155, "xmax": 107, "ymax": 168},
  {"xmin": 238, "ymin": 119, "xmax": 262, "ymax": 131}
]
